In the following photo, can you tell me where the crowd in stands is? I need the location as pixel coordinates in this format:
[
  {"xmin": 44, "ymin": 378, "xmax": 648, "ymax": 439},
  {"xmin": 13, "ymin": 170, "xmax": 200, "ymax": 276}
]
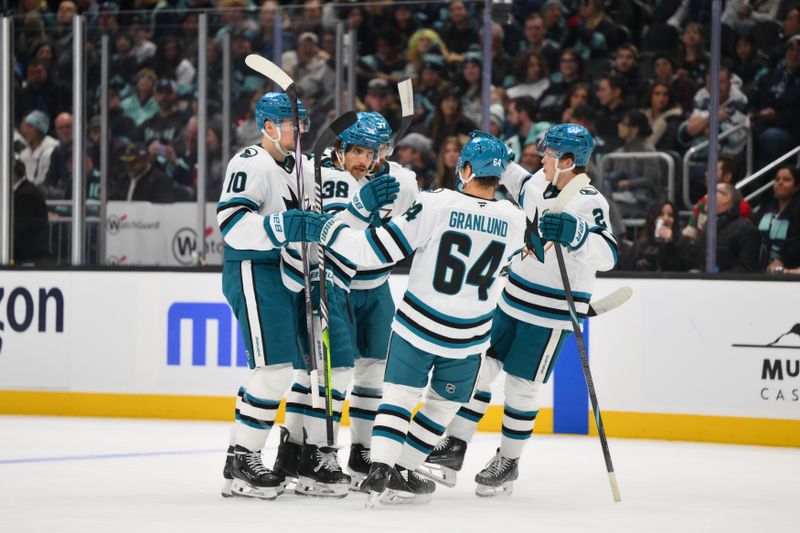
[{"xmin": 8, "ymin": 0, "xmax": 800, "ymax": 273}]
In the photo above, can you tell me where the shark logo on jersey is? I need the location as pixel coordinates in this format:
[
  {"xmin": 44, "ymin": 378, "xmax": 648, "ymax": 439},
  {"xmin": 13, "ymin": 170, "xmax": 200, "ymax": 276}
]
[
  {"xmin": 282, "ymin": 187, "xmax": 300, "ymax": 211},
  {"xmin": 240, "ymin": 147, "xmax": 259, "ymax": 158}
]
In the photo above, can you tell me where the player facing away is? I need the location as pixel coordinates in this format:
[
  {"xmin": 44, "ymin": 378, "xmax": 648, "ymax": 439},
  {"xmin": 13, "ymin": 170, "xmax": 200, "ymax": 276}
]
[
  {"xmin": 423, "ymin": 124, "xmax": 618, "ymax": 497},
  {"xmin": 338, "ymin": 113, "xmax": 421, "ymax": 488},
  {"xmin": 271, "ymin": 114, "xmax": 400, "ymax": 497},
  {"xmin": 309, "ymin": 132, "xmax": 529, "ymax": 505},
  {"xmin": 217, "ymin": 92, "xmax": 333, "ymax": 499}
]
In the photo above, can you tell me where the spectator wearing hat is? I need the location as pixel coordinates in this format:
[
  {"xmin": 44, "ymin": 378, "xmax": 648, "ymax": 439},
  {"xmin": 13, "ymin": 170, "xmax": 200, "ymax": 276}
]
[
  {"xmin": 363, "ymin": 78, "xmax": 401, "ymax": 132},
  {"xmin": 18, "ymin": 110, "xmax": 59, "ymax": 187},
  {"xmin": 429, "ymin": 87, "xmax": 477, "ymax": 154},
  {"xmin": 488, "ymin": 103, "xmax": 506, "ymax": 138},
  {"xmin": 415, "ymin": 53, "xmax": 448, "ymax": 126},
  {"xmin": 395, "ymin": 133, "xmax": 436, "ymax": 190},
  {"xmin": 516, "ymin": 13, "xmax": 560, "ymax": 71},
  {"xmin": 459, "ymin": 50, "xmax": 485, "ymax": 127},
  {"xmin": 138, "ymin": 79, "xmax": 189, "ymax": 154},
  {"xmin": 121, "ymin": 68, "xmax": 159, "ymax": 127},
  {"xmin": 439, "ymin": 1, "xmax": 479, "ymax": 60},
  {"xmin": 282, "ymin": 31, "xmax": 335, "ymax": 131},
  {"xmin": 541, "ymin": 0, "xmax": 567, "ymax": 43},
  {"xmin": 752, "ymin": 35, "xmax": 800, "ymax": 169},
  {"xmin": 507, "ymin": 50, "xmax": 551, "ymax": 101},
  {"xmin": 106, "ymin": 84, "xmax": 136, "ymax": 138},
  {"xmin": 111, "ymin": 141, "xmax": 180, "ymax": 203},
  {"xmin": 12, "ymin": 154, "xmax": 52, "ymax": 265},
  {"xmin": 595, "ymin": 74, "xmax": 629, "ymax": 152}
]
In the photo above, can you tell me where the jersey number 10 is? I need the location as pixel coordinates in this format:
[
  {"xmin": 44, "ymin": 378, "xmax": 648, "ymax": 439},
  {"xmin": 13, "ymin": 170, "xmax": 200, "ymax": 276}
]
[{"xmin": 433, "ymin": 231, "xmax": 505, "ymax": 301}]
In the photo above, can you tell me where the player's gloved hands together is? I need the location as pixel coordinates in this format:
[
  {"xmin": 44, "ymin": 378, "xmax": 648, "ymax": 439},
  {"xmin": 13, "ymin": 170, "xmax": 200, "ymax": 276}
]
[
  {"xmin": 304, "ymin": 212, "xmax": 349, "ymax": 246},
  {"xmin": 348, "ymin": 175, "xmax": 400, "ymax": 221},
  {"xmin": 264, "ymin": 210, "xmax": 341, "ymax": 246},
  {"xmin": 539, "ymin": 211, "xmax": 589, "ymax": 250}
]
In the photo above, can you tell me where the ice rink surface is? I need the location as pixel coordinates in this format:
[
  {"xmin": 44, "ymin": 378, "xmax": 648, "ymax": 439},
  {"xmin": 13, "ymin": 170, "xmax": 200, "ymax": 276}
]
[{"xmin": 0, "ymin": 416, "xmax": 797, "ymax": 533}]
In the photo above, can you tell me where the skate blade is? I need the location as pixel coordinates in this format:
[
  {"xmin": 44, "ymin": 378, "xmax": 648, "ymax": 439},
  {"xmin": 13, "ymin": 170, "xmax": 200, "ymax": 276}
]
[
  {"xmin": 475, "ymin": 481, "xmax": 514, "ymax": 498},
  {"xmin": 416, "ymin": 464, "xmax": 458, "ymax": 488},
  {"xmin": 230, "ymin": 478, "xmax": 283, "ymax": 500},
  {"xmin": 294, "ymin": 476, "xmax": 349, "ymax": 499},
  {"xmin": 365, "ymin": 491, "xmax": 382, "ymax": 509},
  {"xmin": 379, "ymin": 489, "xmax": 433, "ymax": 506},
  {"xmin": 221, "ymin": 478, "xmax": 233, "ymax": 498},
  {"xmin": 347, "ymin": 470, "xmax": 367, "ymax": 492}
]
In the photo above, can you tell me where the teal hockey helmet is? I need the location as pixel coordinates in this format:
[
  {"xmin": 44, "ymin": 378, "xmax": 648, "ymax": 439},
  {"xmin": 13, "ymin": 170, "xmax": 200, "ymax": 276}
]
[
  {"xmin": 255, "ymin": 92, "xmax": 309, "ymax": 132},
  {"xmin": 539, "ymin": 123, "xmax": 594, "ymax": 167},
  {"xmin": 457, "ymin": 131, "xmax": 509, "ymax": 179}
]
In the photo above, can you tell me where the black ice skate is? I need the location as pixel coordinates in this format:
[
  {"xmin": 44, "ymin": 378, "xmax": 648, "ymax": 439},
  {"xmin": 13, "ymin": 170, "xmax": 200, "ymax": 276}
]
[
  {"xmin": 221, "ymin": 445, "xmax": 235, "ymax": 497},
  {"xmin": 347, "ymin": 443, "xmax": 371, "ymax": 491},
  {"xmin": 295, "ymin": 444, "xmax": 351, "ymax": 498},
  {"xmin": 418, "ymin": 436, "xmax": 468, "ymax": 487},
  {"xmin": 230, "ymin": 445, "xmax": 286, "ymax": 500},
  {"xmin": 272, "ymin": 427, "xmax": 300, "ymax": 488},
  {"xmin": 474, "ymin": 449, "xmax": 519, "ymax": 497},
  {"xmin": 360, "ymin": 462, "xmax": 393, "ymax": 508},
  {"xmin": 379, "ymin": 465, "xmax": 436, "ymax": 506}
]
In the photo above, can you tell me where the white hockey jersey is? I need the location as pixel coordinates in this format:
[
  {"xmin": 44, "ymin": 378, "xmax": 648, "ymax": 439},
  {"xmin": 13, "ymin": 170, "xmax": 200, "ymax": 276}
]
[
  {"xmin": 327, "ymin": 189, "xmax": 528, "ymax": 358},
  {"xmin": 499, "ymin": 163, "xmax": 618, "ymax": 329},
  {"xmin": 350, "ymin": 160, "xmax": 420, "ymax": 290},
  {"xmin": 216, "ymin": 144, "xmax": 315, "ymax": 263},
  {"xmin": 279, "ymin": 164, "xmax": 365, "ymax": 292}
]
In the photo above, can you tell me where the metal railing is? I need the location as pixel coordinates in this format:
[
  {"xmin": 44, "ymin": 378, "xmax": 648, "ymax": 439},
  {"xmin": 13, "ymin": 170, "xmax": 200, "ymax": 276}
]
[
  {"xmin": 598, "ymin": 151, "xmax": 677, "ymax": 205},
  {"xmin": 736, "ymin": 145, "xmax": 800, "ymax": 203},
  {"xmin": 682, "ymin": 123, "xmax": 752, "ymax": 209}
]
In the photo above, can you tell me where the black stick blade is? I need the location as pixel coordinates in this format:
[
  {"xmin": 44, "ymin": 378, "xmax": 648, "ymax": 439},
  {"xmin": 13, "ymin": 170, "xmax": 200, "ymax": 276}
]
[{"xmin": 313, "ymin": 111, "xmax": 358, "ymax": 162}]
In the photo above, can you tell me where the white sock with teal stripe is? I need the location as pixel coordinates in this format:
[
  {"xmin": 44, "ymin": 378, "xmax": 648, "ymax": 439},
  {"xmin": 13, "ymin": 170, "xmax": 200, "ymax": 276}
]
[
  {"xmin": 498, "ymin": 375, "xmax": 541, "ymax": 460},
  {"xmin": 234, "ymin": 365, "xmax": 293, "ymax": 451},
  {"xmin": 283, "ymin": 370, "xmax": 310, "ymax": 445},
  {"xmin": 305, "ymin": 367, "xmax": 352, "ymax": 446},
  {"xmin": 370, "ymin": 383, "xmax": 420, "ymax": 466},
  {"xmin": 397, "ymin": 390, "xmax": 460, "ymax": 471},
  {"xmin": 349, "ymin": 358, "xmax": 385, "ymax": 446}
]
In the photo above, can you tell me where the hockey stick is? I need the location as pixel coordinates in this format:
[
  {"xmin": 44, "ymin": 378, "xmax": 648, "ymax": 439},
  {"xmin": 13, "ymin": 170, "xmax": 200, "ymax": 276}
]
[
  {"xmin": 245, "ymin": 54, "xmax": 322, "ymax": 411},
  {"xmin": 587, "ymin": 286, "xmax": 633, "ymax": 317},
  {"xmin": 392, "ymin": 78, "xmax": 414, "ymax": 145},
  {"xmin": 551, "ymin": 174, "xmax": 622, "ymax": 503},
  {"xmin": 312, "ymin": 111, "xmax": 359, "ymax": 445}
]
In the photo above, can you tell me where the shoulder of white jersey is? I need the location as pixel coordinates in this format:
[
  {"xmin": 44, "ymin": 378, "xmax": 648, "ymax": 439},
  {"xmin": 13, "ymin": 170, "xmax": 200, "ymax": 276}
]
[
  {"xmin": 227, "ymin": 144, "xmax": 272, "ymax": 172},
  {"xmin": 574, "ymin": 182, "xmax": 610, "ymax": 211},
  {"xmin": 387, "ymin": 161, "xmax": 420, "ymax": 190}
]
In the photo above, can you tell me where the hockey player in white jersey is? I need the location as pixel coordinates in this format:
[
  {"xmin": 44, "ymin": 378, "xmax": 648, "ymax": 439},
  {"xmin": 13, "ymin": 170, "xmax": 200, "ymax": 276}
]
[
  {"xmin": 344, "ymin": 112, "xmax": 421, "ymax": 488},
  {"xmin": 271, "ymin": 115, "xmax": 400, "ymax": 497},
  {"xmin": 306, "ymin": 132, "xmax": 529, "ymax": 504},
  {"xmin": 423, "ymin": 123, "xmax": 618, "ymax": 497},
  {"xmin": 217, "ymin": 92, "xmax": 338, "ymax": 500}
]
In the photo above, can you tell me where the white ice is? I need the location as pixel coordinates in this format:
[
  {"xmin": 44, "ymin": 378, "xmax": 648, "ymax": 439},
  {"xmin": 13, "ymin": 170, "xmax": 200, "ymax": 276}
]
[{"xmin": 0, "ymin": 416, "xmax": 797, "ymax": 533}]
